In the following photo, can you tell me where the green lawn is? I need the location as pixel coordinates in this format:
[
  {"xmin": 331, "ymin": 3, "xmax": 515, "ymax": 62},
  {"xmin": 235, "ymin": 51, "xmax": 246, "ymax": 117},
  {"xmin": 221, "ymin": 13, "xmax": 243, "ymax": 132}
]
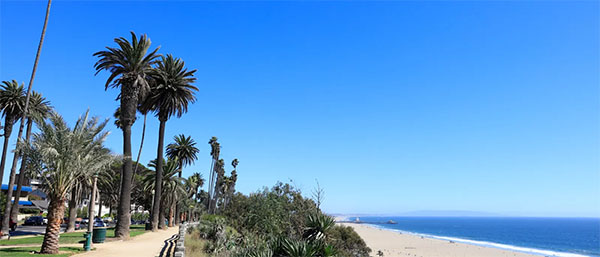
[
  {"xmin": 0, "ymin": 225, "xmax": 147, "ymax": 246},
  {"xmin": 0, "ymin": 246, "xmax": 84, "ymax": 257}
]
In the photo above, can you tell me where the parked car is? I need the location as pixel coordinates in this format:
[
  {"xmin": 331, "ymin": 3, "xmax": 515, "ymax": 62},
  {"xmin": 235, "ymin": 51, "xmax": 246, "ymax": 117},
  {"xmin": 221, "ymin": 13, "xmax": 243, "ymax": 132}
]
[
  {"xmin": 24, "ymin": 216, "xmax": 45, "ymax": 226},
  {"xmin": 75, "ymin": 221, "xmax": 82, "ymax": 230}
]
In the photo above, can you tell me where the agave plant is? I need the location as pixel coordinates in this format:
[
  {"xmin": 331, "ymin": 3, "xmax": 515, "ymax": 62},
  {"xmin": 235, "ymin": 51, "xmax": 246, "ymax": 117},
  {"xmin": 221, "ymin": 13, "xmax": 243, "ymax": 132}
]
[
  {"xmin": 303, "ymin": 213, "xmax": 335, "ymax": 241},
  {"xmin": 280, "ymin": 238, "xmax": 319, "ymax": 257}
]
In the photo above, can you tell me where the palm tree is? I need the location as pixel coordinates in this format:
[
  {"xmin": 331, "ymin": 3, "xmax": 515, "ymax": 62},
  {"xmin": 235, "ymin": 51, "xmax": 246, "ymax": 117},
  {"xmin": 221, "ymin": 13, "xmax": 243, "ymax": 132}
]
[
  {"xmin": 144, "ymin": 158, "xmax": 185, "ymax": 229},
  {"xmin": 1, "ymin": 0, "xmax": 53, "ymax": 237},
  {"xmin": 19, "ymin": 111, "xmax": 113, "ymax": 254},
  {"xmin": 10, "ymin": 91, "xmax": 52, "ymax": 223},
  {"xmin": 0, "ymin": 80, "xmax": 26, "ymax": 187},
  {"xmin": 207, "ymin": 137, "xmax": 220, "ymax": 213},
  {"xmin": 0, "ymin": 81, "xmax": 27, "ymax": 234},
  {"xmin": 188, "ymin": 172, "xmax": 204, "ymax": 201},
  {"xmin": 166, "ymin": 134, "xmax": 199, "ymax": 224},
  {"xmin": 94, "ymin": 32, "xmax": 160, "ymax": 238},
  {"xmin": 183, "ymin": 172, "xmax": 203, "ymax": 221},
  {"xmin": 143, "ymin": 54, "xmax": 197, "ymax": 231}
]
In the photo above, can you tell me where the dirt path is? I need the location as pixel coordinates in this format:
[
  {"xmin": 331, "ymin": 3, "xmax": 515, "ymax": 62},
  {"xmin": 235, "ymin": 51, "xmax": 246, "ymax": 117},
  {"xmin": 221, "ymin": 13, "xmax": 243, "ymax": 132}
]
[{"xmin": 73, "ymin": 226, "xmax": 179, "ymax": 257}]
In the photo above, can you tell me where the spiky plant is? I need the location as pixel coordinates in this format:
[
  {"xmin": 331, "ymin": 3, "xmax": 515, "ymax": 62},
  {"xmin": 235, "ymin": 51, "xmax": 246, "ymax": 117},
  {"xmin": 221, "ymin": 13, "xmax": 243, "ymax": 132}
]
[{"xmin": 303, "ymin": 213, "xmax": 336, "ymax": 241}]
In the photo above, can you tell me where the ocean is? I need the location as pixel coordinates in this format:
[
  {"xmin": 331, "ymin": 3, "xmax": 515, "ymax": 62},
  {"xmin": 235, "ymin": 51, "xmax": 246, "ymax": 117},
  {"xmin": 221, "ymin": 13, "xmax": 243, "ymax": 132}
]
[{"xmin": 347, "ymin": 216, "xmax": 600, "ymax": 257}]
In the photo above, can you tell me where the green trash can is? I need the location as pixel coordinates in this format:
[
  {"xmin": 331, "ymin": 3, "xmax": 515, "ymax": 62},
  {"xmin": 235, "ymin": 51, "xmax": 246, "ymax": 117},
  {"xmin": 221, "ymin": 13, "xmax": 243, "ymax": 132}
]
[{"xmin": 92, "ymin": 227, "xmax": 107, "ymax": 243}]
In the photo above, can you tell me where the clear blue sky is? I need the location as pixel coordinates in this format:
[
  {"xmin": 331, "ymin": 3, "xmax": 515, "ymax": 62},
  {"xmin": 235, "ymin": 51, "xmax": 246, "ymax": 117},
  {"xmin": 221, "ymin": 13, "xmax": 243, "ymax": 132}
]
[{"xmin": 1, "ymin": 1, "xmax": 598, "ymax": 217}]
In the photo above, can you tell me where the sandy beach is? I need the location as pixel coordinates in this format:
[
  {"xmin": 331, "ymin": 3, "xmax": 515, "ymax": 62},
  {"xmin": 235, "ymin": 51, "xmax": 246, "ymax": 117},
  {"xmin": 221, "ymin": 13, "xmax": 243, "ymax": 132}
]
[{"xmin": 341, "ymin": 221, "xmax": 539, "ymax": 257}]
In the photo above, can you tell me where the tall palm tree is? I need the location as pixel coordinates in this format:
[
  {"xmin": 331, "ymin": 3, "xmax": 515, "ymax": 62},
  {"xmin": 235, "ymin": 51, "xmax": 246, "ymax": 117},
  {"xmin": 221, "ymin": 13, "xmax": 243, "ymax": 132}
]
[
  {"xmin": 0, "ymin": 81, "xmax": 27, "ymax": 234},
  {"xmin": 143, "ymin": 54, "xmax": 197, "ymax": 231},
  {"xmin": 94, "ymin": 32, "xmax": 160, "ymax": 238},
  {"xmin": 207, "ymin": 137, "xmax": 220, "ymax": 213},
  {"xmin": 0, "ymin": 80, "xmax": 26, "ymax": 187},
  {"xmin": 19, "ymin": 111, "xmax": 113, "ymax": 254},
  {"xmin": 1, "ymin": 0, "xmax": 53, "ymax": 238},
  {"xmin": 166, "ymin": 134, "xmax": 199, "ymax": 224},
  {"xmin": 10, "ymin": 91, "xmax": 52, "ymax": 222}
]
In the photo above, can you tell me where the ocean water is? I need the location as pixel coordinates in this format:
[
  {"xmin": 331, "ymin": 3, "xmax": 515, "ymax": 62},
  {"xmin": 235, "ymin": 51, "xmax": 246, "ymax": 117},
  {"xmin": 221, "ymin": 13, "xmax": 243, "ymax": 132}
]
[{"xmin": 348, "ymin": 216, "xmax": 600, "ymax": 257}]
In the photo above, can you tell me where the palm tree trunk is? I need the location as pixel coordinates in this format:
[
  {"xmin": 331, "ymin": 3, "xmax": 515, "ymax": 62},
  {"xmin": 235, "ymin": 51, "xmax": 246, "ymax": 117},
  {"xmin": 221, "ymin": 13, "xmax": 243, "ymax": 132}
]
[
  {"xmin": 10, "ymin": 119, "xmax": 34, "ymax": 223},
  {"xmin": 207, "ymin": 158, "xmax": 216, "ymax": 213},
  {"xmin": 133, "ymin": 113, "xmax": 147, "ymax": 174},
  {"xmin": 66, "ymin": 185, "xmax": 78, "ymax": 232},
  {"xmin": 158, "ymin": 206, "xmax": 166, "ymax": 230},
  {"xmin": 0, "ymin": 121, "xmax": 13, "ymax": 187},
  {"xmin": 168, "ymin": 203, "xmax": 174, "ymax": 227},
  {"xmin": 0, "ymin": 121, "xmax": 15, "ymax": 235},
  {"xmin": 174, "ymin": 160, "xmax": 182, "ymax": 225},
  {"xmin": 40, "ymin": 196, "xmax": 65, "ymax": 254},
  {"xmin": 115, "ymin": 122, "xmax": 133, "ymax": 239},
  {"xmin": 151, "ymin": 119, "xmax": 166, "ymax": 231}
]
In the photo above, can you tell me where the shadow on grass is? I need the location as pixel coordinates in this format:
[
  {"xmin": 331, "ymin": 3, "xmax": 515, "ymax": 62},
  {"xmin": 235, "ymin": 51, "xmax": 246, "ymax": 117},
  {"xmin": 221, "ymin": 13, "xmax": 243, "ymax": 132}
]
[
  {"xmin": 0, "ymin": 246, "xmax": 83, "ymax": 257},
  {"xmin": 0, "ymin": 225, "xmax": 148, "ymax": 246}
]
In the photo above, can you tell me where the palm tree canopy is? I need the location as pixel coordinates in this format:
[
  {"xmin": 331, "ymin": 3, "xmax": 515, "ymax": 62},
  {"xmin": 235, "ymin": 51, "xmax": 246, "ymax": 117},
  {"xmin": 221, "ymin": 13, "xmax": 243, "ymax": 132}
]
[
  {"xmin": 144, "ymin": 157, "xmax": 185, "ymax": 194},
  {"xmin": 189, "ymin": 172, "xmax": 204, "ymax": 188},
  {"xmin": 143, "ymin": 54, "xmax": 198, "ymax": 121},
  {"xmin": 27, "ymin": 91, "xmax": 52, "ymax": 123},
  {"xmin": 20, "ymin": 110, "xmax": 114, "ymax": 199},
  {"xmin": 93, "ymin": 31, "xmax": 161, "ymax": 95},
  {"xmin": 166, "ymin": 134, "xmax": 199, "ymax": 168},
  {"xmin": 0, "ymin": 80, "xmax": 27, "ymax": 122}
]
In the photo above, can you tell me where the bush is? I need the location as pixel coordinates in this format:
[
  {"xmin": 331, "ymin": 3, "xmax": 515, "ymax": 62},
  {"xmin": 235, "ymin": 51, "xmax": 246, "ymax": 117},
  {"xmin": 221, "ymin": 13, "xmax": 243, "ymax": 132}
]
[{"xmin": 326, "ymin": 225, "xmax": 371, "ymax": 257}]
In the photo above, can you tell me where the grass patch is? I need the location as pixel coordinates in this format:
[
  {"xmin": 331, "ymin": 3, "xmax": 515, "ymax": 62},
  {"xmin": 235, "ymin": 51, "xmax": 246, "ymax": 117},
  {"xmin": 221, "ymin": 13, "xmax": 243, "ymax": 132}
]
[
  {"xmin": 0, "ymin": 225, "xmax": 147, "ymax": 246},
  {"xmin": 0, "ymin": 246, "xmax": 84, "ymax": 257},
  {"xmin": 185, "ymin": 230, "xmax": 209, "ymax": 257}
]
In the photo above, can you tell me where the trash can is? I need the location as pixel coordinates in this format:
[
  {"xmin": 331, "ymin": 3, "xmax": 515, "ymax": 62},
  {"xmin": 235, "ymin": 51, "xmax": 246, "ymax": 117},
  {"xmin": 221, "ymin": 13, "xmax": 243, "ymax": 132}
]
[{"xmin": 92, "ymin": 227, "xmax": 107, "ymax": 243}]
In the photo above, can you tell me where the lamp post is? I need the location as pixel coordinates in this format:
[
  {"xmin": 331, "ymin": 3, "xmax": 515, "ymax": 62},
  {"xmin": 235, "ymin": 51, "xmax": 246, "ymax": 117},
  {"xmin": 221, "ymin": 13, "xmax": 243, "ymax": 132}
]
[{"xmin": 84, "ymin": 172, "xmax": 98, "ymax": 250}]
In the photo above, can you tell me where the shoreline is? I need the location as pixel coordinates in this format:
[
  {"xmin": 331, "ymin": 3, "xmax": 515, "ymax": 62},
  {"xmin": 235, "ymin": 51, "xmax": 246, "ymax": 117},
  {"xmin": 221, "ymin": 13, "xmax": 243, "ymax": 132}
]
[{"xmin": 335, "ymin": 217, "xmax": 588, "ymax": 257}]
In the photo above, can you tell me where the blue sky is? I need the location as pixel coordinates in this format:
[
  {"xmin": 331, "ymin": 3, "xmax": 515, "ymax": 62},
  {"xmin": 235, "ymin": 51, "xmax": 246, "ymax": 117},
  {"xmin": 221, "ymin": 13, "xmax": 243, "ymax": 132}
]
[{"xmin": 1, "ymin": 1, "xmax": 598, "ymax": 217}]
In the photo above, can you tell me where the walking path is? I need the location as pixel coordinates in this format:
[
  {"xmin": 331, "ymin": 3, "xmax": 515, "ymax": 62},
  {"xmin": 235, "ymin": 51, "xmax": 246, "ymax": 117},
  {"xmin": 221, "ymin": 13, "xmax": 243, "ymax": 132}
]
[{"xmin": 74, "ymin": 226, "xmax": 179, "ymax": 257}]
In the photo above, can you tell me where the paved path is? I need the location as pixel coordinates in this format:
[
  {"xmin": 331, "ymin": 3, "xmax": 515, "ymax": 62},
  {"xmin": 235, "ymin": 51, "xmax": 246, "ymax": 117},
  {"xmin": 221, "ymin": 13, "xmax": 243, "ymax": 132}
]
[{"xmin": 74, "ymin": 226, "xmax": 179, "ymax": 257}]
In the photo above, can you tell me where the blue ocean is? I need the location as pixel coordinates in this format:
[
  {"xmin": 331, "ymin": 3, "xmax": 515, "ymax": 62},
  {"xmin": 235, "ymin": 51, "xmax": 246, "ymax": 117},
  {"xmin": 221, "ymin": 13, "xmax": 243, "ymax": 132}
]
[{"xmin": 348, "ymin": 217, "xmax": 600, "ymax": 257}]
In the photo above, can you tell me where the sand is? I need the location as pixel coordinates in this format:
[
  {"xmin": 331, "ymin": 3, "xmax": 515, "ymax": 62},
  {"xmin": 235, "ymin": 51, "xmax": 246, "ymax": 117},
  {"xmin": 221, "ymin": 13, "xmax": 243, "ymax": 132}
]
[
  {"xmin": 342, "ymin": 222, "xmax": 539, "ymax": 257},
  {"xmin": 73, "ymin": 226, "xmax": 178, "ymax": 257}
]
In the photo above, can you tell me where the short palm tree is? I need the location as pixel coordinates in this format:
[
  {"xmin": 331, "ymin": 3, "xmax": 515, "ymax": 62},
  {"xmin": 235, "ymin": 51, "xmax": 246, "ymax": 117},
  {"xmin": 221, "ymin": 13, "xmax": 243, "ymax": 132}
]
[
  {"xmin": 142, "ymin": 54, "xmax": 197, "ymax": 231},
  {"xmin": 166, "ymin": 134, "xmax": 199, "ymax": 177},
  {"xmin": 0, "ymin": 80, "xmax": 25, "ymax": 186},
  {"xmin": 94, "ymin": 32, "xmax": 160, "ymax": 238},
  {"xmin": 183, "ymin": 172, "xmax": 203, "ymax": 221},
  {"xmin": 144, "ymin": 158, "xmax": 185, "ymax": 228},
  {"xmin": 19, "ymin": 111, "xmax": 113, "ymax": 254},
  {"xmin": 166, "ymin": 134, "xmax": 199, "ymax": 224},
  {"xmin": 10, "ymin": 91, "xmax": 52, "ymax": 222}
]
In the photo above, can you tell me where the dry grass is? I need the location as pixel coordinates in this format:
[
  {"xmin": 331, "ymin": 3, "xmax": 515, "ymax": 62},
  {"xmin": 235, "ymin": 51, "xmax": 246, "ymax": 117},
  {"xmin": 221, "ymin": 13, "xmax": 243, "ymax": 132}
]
[{"xmin": 185, "ymin": 229, "xmax": 209, "ymax": 257}]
